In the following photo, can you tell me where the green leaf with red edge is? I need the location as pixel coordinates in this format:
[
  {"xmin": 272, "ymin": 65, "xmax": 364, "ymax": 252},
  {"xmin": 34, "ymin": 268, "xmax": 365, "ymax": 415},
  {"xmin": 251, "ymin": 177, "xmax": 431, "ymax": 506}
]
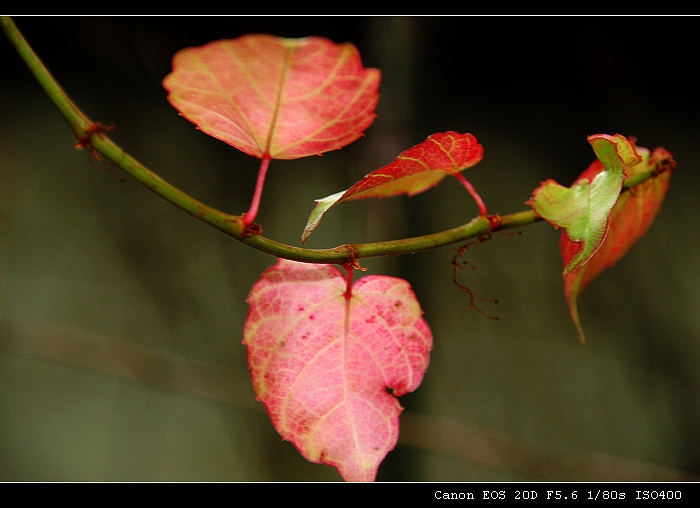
[
  {"xmin": 302, "ymin": 132, "xmax": 483, "ymax": 243},
  {"xmin": 527, "ymin": 134, "xmax": 642, "ymax": 275},
  {"xmin": 162, "ymin": 35, "xmax": 380, "ymax": 160},
  {"xmin": 243, "ymin": 259, "xmax": 432, "ymax": 482},
  {"xmin": 563, "ymin": 147, "xmax": 675, "ymax": 343}
]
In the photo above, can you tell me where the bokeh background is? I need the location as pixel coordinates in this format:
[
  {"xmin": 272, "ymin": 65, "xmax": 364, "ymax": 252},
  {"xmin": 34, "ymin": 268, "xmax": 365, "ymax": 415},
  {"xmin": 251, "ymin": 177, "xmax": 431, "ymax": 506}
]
[{"xmin": 1, "ymin": 16, "xmax": 698, "ymax": 481}]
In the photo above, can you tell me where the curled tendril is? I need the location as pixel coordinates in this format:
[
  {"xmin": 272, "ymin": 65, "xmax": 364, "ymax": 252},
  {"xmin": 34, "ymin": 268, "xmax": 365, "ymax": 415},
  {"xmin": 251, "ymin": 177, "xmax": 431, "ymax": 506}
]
[{"xmin": 448, "ymin": 233, "xmax": 499, "ymax": 320}]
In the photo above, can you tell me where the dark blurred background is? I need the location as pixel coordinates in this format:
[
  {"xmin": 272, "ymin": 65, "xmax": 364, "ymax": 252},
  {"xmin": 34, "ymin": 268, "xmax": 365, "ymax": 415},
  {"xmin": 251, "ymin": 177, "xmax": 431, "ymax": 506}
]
[{"xmin": 1, "ymin": 16, "xmax": 698, "ymax": 481}]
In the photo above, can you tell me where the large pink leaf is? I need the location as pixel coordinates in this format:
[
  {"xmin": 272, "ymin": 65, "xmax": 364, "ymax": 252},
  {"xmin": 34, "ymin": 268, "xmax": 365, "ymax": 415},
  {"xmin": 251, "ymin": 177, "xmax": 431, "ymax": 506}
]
[
  {"xmin": 303, "ymin": 132, "xmax": 484, "ymax": 243},
  {"xmin": 243, "ymin": 259, "xmax": 432, "ymax": 481},
  {"xmin": 562, "ymin": 146, "xmax": 674, "ymax": 342},
  {"xmin": 163, "ymin": 35, "xmax": 380, "ymax": 160}
]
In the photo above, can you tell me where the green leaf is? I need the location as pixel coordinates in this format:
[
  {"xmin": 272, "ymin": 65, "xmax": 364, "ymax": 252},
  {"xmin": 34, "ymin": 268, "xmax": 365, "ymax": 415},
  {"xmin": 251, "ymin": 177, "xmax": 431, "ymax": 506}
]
[{"xmin": 527, "ymin": 134, "xmax": 642, "ymax": 275}]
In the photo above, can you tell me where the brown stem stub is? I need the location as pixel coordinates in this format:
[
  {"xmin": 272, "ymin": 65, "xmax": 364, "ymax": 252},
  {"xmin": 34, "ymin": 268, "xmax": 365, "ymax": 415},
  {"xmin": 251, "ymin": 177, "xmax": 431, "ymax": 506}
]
[
  {"xmin": 650, "ymin": 147, "xmax": 676, "ymax": 176},
  {"xmin": 343, "ymin": 245, "xmax": 365, "ymax": 272},
  {"xmin": 487, "ymin": 214, "xmax": 501, "ymax": 231},
  {"xmin": 242, "ymin": 222, "xmax": 263, "ymax": 237},
  {"xmin": 449, "ymin": 233, "xmax": 499, "ymax": 320},
  {"xmin": 75, "ymin": 122, "xmax": 114, "ymax": 153},
  {"xmin": 75, "ymin": 122, "xmax": 123, "ymax": 182}
]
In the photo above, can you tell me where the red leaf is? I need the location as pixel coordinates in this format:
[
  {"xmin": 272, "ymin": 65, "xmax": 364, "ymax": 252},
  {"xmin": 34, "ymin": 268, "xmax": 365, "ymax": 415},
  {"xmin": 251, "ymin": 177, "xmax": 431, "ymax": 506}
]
[
  {"xmin": 303, "ymin": 132, "xmax": 483, "ymax": 242},
  {"xmin": 163, "ymin": 35, "xmax": 380, "ymax": 160},
  {"xmin": 562, "ymin": 146, "xmax": 675, "ymax": 343},
  {"xmin": 337, "ymin": 131, "xmax": 483, "ymax": 198},
  {"xmin": 243, "ymin": 260, "xmax": 432, "ymax": 481}
]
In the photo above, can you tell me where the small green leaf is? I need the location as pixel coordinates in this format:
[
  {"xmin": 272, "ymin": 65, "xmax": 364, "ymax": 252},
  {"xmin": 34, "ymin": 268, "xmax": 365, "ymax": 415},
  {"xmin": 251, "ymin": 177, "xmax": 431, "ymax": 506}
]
[{"xmin": 527, "ymin": 134, "xmax": 641, "ymax": 275}]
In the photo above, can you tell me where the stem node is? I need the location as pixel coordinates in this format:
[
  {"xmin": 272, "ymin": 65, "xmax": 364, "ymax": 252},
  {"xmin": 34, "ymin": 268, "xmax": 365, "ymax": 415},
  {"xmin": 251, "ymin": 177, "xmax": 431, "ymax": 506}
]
[{"xmin": 242, "ymin": 223, "xmax": 263, "ymax": 237}]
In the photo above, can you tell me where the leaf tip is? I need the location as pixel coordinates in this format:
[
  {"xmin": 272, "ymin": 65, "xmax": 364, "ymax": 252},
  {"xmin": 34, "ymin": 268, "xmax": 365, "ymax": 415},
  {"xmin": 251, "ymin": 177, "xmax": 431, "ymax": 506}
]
[
  {"xmin": 302, "ymin": 190, "xmax": 347, "ymax": 243},
  {"xmin": 566, "ymin": 290, "xmax": 586, "ymax": 345},
  {"xmin": 587, "ymin": 133, "xmax": 643, "ymax": 173},
  {"xmin": 562, "ymin": 238, "xmax": 594, "ymax": 276}
]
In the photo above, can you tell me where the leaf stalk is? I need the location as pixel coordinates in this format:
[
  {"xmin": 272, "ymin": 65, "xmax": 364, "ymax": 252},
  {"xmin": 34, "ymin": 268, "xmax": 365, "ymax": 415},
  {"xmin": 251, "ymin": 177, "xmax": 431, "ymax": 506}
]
[{"xmin": 244, "ymin": 154, "xmax": 272, "ymax": 227}]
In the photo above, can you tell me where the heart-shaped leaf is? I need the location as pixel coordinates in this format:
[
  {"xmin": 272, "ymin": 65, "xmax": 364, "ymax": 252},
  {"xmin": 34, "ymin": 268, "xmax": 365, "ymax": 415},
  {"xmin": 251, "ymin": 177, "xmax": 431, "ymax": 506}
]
[
  {"xmin": 562, "ymin": 147, "xmax": 674, "ymax": 342},
  {"xmin": 243, "ymin": 259, "xmax": 432, "ymax": 481},
  {"xmin": 527, "ymin": 134, "xmax": 642, "ymax": 275},
  {"xmin": 163, "ymin": 34, "xmax": 380, "ymax": 160},
  {"xmin": 302, "ymin": 131, "xmax": 483, "ymax": 243}
]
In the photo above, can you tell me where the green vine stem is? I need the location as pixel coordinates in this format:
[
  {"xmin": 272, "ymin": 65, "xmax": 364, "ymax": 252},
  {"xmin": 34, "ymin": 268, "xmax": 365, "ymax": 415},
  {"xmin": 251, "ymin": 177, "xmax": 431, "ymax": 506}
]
[{"xmin": 1, "ymin": 17, "xmax": 665, "ymax": 267}]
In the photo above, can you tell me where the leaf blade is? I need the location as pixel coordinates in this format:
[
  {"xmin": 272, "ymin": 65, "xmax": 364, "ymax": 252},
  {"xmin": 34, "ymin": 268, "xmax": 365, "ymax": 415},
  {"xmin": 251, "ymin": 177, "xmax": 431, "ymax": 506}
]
[
  {"xmin": 302, "ymin": 131, "xmax": 483, "ymax": 242},
  {"xmin": 163, "ymin": 35, "xmax": 380, "ymax": 160},
  {"xmin": 243, "ymin": 260, "xmax": 432, "ymax": 481}
]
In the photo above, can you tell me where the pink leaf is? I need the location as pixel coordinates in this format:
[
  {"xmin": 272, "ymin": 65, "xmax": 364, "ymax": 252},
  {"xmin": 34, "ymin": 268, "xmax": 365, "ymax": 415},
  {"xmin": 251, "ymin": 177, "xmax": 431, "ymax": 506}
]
[
  {"xmin": 243, "ymin": 259, "xmax": 432, "ymax": 481},
  {"xmin": 163, "ymin": 35, "xmax": 380, "ymax": 160}
]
